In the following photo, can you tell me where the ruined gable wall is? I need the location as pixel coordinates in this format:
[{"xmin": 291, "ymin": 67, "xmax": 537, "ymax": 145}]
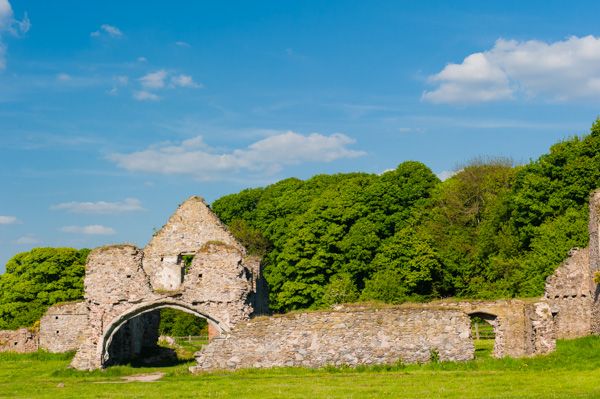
[
  {"xmin": 544, "ymin": 248, "xmax": 592, "ymax": 338},
  {"xmin": 0, "ymin": 328, "xmax": 38, "ymax": 353},
  {"xmin": 191, "ymin": 306, "xmax": 473, "ymax": 372},
  {"xmin": 143, "ymin": 196, "xmax": 244, "ymax": 291},
  {"xmin": 39, "ymin": 301, "xmax": 88, "ymax": 353}
]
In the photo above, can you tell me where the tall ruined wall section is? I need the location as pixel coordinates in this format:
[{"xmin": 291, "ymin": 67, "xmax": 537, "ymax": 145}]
[
  {"xmin": 39, "ymin": 302, "xmax": 88, "ymax": 353},
  {"xmin": 544, "ymin": 248, "xmax": 593, "ymax": 338},
  {"xmin": 191, "ymin": 306, "xmax": 473, "ymax": 372},
  {"xmin": 71, "ymin": 197, "xmax": 257, "ymax": 370},
  {"xmin": 590, "ymin": 190, "xmax": 600, "ymax": 334}
]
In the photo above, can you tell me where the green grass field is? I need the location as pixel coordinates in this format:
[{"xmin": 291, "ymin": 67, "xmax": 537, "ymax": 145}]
[{"xmin": 2, "ymin": 337, "xmax": 600, "ymax": 398}]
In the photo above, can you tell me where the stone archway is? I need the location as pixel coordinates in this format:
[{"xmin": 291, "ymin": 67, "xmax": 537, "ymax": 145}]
[
  {"xmin": 70, "ymin": 197, "xmax": 263, "ymax": 370},
  {"xmin": 101, "ymin": 300, "xmax": 226, "ymax": 366}
]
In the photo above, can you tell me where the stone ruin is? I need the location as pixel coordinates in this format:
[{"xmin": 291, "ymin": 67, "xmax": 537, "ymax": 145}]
[{"xmin": 1, "ymin": 190, "xmax": 600, "ymax": 371}]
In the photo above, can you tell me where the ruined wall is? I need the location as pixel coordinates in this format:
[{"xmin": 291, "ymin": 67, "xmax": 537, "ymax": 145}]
[
  {"xmin": 191, "ymin": 306, "xmax": 473, "ymax": 372},
  {"xmin": 70, "ymin": 197, "xmax": 257, "ymax": 370},
  {"xmin": 0, "ymin": 328, "xmax": 38, "ymax": 353},
  {"xmin": 436, "ymin": 300, "xmax": 555, "ymax": 358},
  {"xmin": 589, "ymin": 190, "xmax": 600, "ymax": 334},
  {"xmin": 39, "ymin": 302, "xmax": 88, "ymax": 353},
  {"xmin": 544, "ymin": 248, "xmax": 593, "ymax": 338},
  {"xmin": 143, "ymin": 197, "xmax": 244, "ymax": 292}
]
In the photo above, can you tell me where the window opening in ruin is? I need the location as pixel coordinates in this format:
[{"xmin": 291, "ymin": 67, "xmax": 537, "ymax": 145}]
[
  {"xmin": 469, "ymin": 312, "xmax": 497, "ymax": 359},
  {"xmin": 104, "ymin": 307, "xmax": 209, "ymax": 368},
  {"xmin": 178, "ymin": 254, "xmax": 195, "ymax": 275}
]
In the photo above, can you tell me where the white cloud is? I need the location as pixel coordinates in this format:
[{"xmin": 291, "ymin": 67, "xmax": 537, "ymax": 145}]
[
  {"xmin": 14, "ymin": 235, "xmax": 39, "ymax": 245},
  {"xmin": 51, "ymin": 198, "xmax": 143, "ymax": 214},
  {"xmin": 423, "ymin": 35, "xmax": 600, "ymax": 104},
  {"xmin": 108, "ymin": 131, "xmax": 366, "ymax": 180},
  {"xmin": 0, "ymin": 0, "xmax": 30, "ymax": 70},
  {"xmin": 61, "ymin": 225, "xmax": 116, "ymax": 235},
  {"xmin": 170, "ymin": 74, "xmax": 201, "ymax": 88},
  {"xmin": 133, "ymin": 90, "xmax": 160, "ymax": 101},
  {"xmin": 91, "ymin": 23, "xmax": 122, "ymax": 38},
  {"xmin": 139, "ymin": 70, "xmax": 167, "ymax": 89},
  {"xmin": 436, "ymin": 170, "xmax": 460, "ymax": 181},
  {"xmin": 175, "ymin": 41, "xmax": 190, "ymax": 47},
  {"xmin": 137, "ymin": 56, "xmax": 147, "ymax": 63},
  {"xmin": 0, "ymin": 215, "xmax": 18, "ymax": 224}
]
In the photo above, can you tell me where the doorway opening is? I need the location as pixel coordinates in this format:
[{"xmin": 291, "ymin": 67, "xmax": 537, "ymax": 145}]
[{"xmin": 469, "ymin": 312, "xmax": 498, "ymax": 359}]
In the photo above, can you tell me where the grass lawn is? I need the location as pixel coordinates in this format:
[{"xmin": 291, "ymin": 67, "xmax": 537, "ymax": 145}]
[{"xmin": 2, "ymin": 337, "xmax": 600, "ymax": 398}]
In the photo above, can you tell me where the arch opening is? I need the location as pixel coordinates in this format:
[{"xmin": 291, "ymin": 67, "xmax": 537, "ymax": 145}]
[
  {"xmin": 101, "ymin": 302, "xmax": 223, "ymax": 368},
  {"xmin": 468, "ymin": 311, "xmax": 499, "ymax": 358}
]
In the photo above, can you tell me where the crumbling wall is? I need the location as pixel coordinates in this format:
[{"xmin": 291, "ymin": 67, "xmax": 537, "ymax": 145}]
[
  {"xmin": 39, "ymin": 301, "xmax": 88, "ymax": 353},
  {"xmin": 143, "ymin": 196, "xmax": 244, "ymax": 292},
  {"xmin": 544, "ymin": 248, "xmax": 593, "ymax": 338},
  {"xmin": 589, "ymin": 190, "xmax": 600, "ymax": 334},
  {"xmin": 191, "ymin": 306, "xmax": 473, "ymax": 372},
  {"xmin": 70, "ymin": 197, "xmax": 257, "ymax": 370},
  {"xmin": 0, "ymin": 328, "xmax": 38, "ymax": 353},
  {"xmin": 435, "ymin": 300, "xmax": 555, "ymax": 358}
]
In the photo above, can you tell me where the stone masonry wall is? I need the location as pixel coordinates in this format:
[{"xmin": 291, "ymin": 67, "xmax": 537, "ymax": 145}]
[
  {"xmin": 191, "ymin": 306, "xmax": 473, "ymax": 372},
  {"xmin": 0, "ymin": 328, "xmax": 38, "ymax": 353},
  {"xmin": 39, "ymin": 302, "xmax": 88, "ymax": 353},
  {"xmin": 435, "ymin": 300, "xmax": 556, "ymax": 358},
  {"xmin": 544, "ymin": 248, "xmax": 593, "ymax": 338},
  {"xmin": 589, "ymin": 190, "xmax": 600, "ymax": 334}
]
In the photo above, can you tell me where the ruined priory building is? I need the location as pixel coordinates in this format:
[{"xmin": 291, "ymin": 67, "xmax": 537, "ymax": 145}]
[{"xmin": 1, "ymin": 191, "xmax": 600, "ymax": 371}]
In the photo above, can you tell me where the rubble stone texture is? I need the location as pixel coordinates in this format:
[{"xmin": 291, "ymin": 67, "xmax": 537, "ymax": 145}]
[
  {"xmin": 589, "ymin": 190, "xmax": 600, "ymax": 334},
  {"xmin": 544, "ymin": 248, "xmax": 593, "ymax": 338},
  {"xmin": 435, "ymin": 300, "xmax": 555, "ymax": 358},
  {"xmin": 39, "ymin": 302, "xmax": 88, "ymax": 353},
  {"xmin": 0, "ymin": 328, "xmax": 38, "ymax": 353},
  {"xmin": 191, "ymin": 306, "xmax": 474, "ymax": 371}
]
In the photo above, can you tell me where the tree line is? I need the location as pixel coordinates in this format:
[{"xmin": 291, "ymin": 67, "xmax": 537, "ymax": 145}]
[{"xmin": 1, "ymin": 119, "xmax": 599, "ymax": 328}]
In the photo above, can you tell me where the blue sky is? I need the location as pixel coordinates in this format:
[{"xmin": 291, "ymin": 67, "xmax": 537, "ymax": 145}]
[{"xmin": 1, "ymin": 0, "xmax": 600, "ymax": 272}]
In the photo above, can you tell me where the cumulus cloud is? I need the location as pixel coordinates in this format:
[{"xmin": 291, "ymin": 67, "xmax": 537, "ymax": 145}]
[
  {"xmin": 51, "ymin": 198, "xmax": 143, "ymax": 214},
  {"xmin": 0, "ymin": 215, "xmax": 18, "ymax": 224},
  {"xmin": 139, "ymin": 70, "xmax": 167, "ymax": 89},
  {"xmin": 133, "ymin": 90, "xmax": 160, "ymax": 101},
  {"xmin": 61, "ymin": 225, "xmax": 116, "ymax": 235},
  {"xmin": 91, "ymin": 24, "xmax": 122, "ymax": 38},
  {"xmin": 14, "ymin": 235, "xmax": 39, "ymax": 245},
  {"xmin": 0, "ymin": 0, "xmax": 30, "ymax": 70},
  {"xmin": 423, "ymin": 35, "xmax": 600, "ymax": 104},
  {"xmin": 108, "ymin": 131, "xmax": 366, "ymax": 180},
  {"xmin": 170, "ymin": 74, "xmax": 201, "ymax": 88}
]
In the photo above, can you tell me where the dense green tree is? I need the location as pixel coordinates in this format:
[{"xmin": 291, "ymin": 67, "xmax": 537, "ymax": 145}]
[{"xmin": 0, "ymin": 248, "xmax": 89, "ymax": 329}]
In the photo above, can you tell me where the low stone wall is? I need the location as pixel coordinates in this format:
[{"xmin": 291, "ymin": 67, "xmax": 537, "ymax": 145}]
[
  {"xmin": 435, "ymin": 300, "xmax": 556, "ymax": 358},
  {"xmin": 39, "ymin": 302, "xmax": 89, "ymax": 353},
  {"xmin": 0, "ymin": 328, "xmax": 38, "ymax": 353},
  {"xmin": 191, "ymin": 306, "xmax": 473, "ymax": 372}
]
